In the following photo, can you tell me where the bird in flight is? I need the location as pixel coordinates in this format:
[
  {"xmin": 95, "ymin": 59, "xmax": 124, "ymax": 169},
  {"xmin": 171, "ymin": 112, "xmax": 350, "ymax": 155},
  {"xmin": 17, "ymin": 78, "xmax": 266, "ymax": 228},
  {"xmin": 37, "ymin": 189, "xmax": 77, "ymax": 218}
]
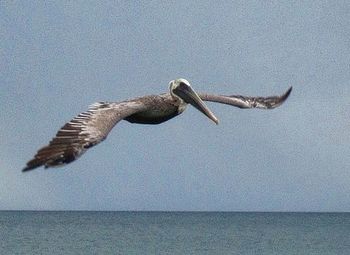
[{"xmin": 23, "ymin": 78, "xmax": 292, "ymax": 172}]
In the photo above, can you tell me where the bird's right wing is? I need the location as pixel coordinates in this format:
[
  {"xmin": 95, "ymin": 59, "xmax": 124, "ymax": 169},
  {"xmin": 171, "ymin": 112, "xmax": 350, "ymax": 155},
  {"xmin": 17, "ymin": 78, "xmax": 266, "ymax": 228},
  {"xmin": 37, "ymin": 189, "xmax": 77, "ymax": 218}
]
[
  {"xmin": 199, "ymin": 87, "xmax": 292, "ymax": 109},
  {"xmin": 23, "ymin": 100, "xmax": 148, "ymax": 171}
]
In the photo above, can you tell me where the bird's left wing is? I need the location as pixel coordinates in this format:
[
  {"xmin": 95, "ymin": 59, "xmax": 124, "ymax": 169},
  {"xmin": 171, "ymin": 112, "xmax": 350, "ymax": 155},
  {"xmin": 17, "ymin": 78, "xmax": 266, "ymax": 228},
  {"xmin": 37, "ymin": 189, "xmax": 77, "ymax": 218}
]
[
  {"xmin": 23, "ymin": 100, "xmax": 148, "ymax": 171},
  {"xmin": 199, "ymin": 86, "xmax": 292, "ymax": 109}
]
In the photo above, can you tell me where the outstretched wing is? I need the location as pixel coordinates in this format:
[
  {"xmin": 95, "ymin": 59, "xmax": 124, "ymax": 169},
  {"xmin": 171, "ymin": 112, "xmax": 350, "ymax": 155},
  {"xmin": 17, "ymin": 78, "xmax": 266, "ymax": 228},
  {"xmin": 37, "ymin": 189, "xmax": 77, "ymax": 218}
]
[
  {"xmin": 199, "ymin": 87, "xmax": 292, "ymax": 109},
  {"xmin": 23, "ymin": 100, "xmax": 148, "ymax": 171}
]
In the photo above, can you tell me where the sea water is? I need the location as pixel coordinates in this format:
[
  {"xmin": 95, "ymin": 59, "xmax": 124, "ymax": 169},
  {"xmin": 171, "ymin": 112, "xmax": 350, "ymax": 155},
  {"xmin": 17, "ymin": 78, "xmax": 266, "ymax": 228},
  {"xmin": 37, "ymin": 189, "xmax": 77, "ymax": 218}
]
[{"xmin": 0, "ymin": 211, "xmax": 349, "ymax": 254}]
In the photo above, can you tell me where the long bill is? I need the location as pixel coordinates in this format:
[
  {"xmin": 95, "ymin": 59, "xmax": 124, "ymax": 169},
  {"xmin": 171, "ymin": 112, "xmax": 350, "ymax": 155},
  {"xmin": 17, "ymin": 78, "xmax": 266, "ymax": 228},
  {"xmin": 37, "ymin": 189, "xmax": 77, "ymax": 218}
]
[{"xmin": 173, "ymin": 84, "xmax": 219, "ymax": 124}]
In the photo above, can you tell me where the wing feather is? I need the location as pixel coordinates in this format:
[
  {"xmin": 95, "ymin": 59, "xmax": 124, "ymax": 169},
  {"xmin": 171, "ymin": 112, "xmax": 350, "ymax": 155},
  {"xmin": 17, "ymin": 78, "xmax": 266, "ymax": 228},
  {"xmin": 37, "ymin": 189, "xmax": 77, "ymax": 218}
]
[
  {"xmin": 199, "ymin": 87, "xmax": 292, "ymax": 109},
  {"xmin": 23, "ymin": 100, "xmax": 147, "ymax": 171}
]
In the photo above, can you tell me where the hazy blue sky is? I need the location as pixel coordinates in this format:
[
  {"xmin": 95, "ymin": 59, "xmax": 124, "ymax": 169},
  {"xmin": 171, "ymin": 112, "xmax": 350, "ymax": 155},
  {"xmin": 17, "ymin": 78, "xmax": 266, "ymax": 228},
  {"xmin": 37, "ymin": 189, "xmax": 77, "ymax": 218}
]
[{"xmin": 1, "ymin": 1, "xmax": 350, "ymax": 211}]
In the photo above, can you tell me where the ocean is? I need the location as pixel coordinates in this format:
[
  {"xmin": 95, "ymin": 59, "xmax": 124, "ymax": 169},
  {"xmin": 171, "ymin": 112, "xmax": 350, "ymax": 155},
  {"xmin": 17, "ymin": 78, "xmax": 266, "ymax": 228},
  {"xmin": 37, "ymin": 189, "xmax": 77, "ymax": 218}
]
[{"xmin": 0, "ymin": 211, "xmax": 349, "ymax": 254}]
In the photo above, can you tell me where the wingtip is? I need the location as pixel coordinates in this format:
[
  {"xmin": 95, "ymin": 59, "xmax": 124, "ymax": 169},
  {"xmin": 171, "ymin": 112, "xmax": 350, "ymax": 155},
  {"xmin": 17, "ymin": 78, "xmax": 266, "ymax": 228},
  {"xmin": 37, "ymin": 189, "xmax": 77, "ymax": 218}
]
[
  {"xmin": 22, "ymin": 165, "xmax": 35, "ymax": 172},
  {"xmin": 22, "ymin": 167, "xmax": 31, "ymax": 172},
  {"xmin": 22, "ymin": 160, "xmax": 42, "ymax": 172},
  {"xmin": 282, "ymin": 86, "xmax": 293, "ymax": 100}
]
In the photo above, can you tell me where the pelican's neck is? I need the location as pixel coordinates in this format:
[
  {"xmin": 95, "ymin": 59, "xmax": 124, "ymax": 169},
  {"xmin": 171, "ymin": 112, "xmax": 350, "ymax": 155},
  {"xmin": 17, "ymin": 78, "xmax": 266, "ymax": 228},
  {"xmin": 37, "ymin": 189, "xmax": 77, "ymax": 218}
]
[
  {"xmin": 177, "ymin": 101, "xmax": 187, "ymax": 113},
  {"xmin": 168, "ymin": 78, "xmax": 190, "ymax": 112},
  {"xmin": 168, "ymin": 93, "xmax": 186, "ymax": 113}
]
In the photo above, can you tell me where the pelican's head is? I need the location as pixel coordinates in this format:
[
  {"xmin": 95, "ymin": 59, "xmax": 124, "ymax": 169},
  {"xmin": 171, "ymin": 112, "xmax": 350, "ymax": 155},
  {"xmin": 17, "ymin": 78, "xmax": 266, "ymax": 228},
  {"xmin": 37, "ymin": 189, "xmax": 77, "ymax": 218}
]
[{"xmin": 169, "ymin": 78, "xmax": 219, "ymax": 124}]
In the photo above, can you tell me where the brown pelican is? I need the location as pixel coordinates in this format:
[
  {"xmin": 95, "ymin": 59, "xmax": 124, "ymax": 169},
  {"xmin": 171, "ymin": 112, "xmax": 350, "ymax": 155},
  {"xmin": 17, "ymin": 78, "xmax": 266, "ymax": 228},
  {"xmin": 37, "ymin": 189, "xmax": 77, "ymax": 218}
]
[{"xmin": 23, "ymin": 78, "xmax": 292, "ymax": 172}]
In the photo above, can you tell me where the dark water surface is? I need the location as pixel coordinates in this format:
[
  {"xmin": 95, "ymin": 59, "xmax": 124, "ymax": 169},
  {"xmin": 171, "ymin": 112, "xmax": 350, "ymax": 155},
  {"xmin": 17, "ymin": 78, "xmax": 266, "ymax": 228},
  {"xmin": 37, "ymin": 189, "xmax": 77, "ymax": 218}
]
[{"xmin": 0, "ymin": 211, "xmax": 349, "ymax": 254}]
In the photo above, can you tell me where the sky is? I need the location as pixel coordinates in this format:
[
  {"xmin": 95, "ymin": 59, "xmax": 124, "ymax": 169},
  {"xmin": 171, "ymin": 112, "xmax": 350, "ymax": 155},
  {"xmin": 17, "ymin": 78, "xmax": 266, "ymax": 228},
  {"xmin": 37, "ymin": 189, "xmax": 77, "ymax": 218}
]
[{"xmin": 1, "ymin": 1, "xmax": 350, "ymax": 211}]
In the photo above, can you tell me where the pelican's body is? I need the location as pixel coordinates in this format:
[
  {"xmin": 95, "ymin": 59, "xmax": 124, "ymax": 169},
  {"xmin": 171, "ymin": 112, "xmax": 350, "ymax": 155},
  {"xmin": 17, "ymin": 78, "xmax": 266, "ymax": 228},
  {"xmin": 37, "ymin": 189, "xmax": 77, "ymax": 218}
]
[
  {"xmin": 124, "ymin": 94, "xmax": 184, "ymax": 124},
  {"xmin": 23, "ymin": 79, "xmax": 292, "ymax": 171}
]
